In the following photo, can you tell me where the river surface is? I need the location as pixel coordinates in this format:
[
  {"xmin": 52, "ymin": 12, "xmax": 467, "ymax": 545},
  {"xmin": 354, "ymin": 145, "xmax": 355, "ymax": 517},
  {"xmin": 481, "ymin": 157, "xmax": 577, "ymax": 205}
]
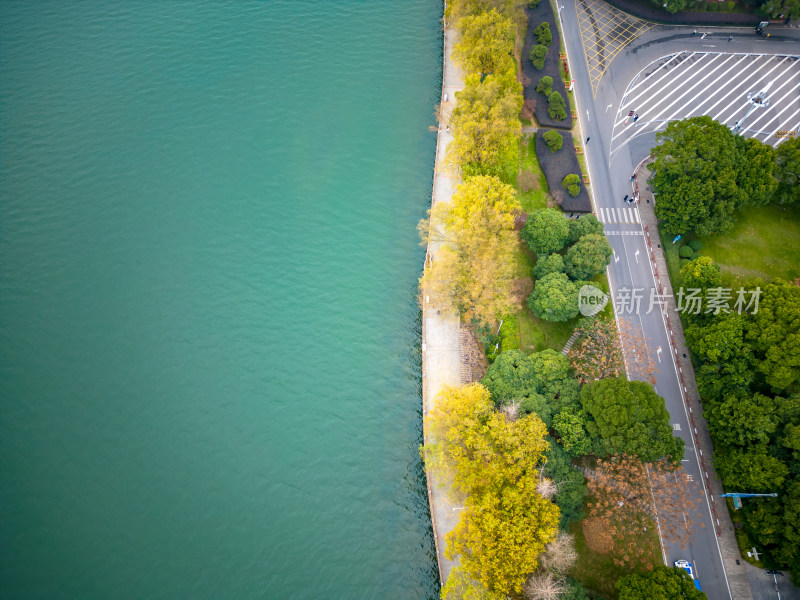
[{"xmin": 0, "ymin": 2, "xmax": 441, "ymax": 598}]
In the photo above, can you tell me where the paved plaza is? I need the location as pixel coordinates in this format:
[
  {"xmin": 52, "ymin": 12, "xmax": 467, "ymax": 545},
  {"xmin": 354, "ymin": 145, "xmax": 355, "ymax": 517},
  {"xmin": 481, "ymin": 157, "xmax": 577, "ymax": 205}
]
[{"xmin": 611, "ymin": 51, "xmax": 800, "ymax": 158}]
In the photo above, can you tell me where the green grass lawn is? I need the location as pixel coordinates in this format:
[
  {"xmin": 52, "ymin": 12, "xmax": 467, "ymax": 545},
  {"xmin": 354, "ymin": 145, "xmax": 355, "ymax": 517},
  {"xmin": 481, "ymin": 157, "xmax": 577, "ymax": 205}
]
[
  {"xmin": 696, "ymin": 203, "xmax": 800, "ymax": 285},
  {"xmin": 570, "ymin": 501, "xmax": 663, "ymax": 599},
  {"xmin": 517, "ymin": 135, "xmax": 552, "ymax": 213}
]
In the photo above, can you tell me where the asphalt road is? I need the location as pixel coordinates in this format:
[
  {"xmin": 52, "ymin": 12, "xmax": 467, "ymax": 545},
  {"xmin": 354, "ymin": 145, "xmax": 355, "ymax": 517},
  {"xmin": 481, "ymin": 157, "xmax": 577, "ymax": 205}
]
[{"xmin": 556, "ymin": 6, "xmax": 800, "ymax": 599}]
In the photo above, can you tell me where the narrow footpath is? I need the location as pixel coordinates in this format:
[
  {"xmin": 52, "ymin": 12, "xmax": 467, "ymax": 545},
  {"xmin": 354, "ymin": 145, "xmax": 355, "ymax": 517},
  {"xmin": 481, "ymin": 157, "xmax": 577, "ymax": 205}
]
[{"xmin": 421, "ymin": 22, "xmax": 466, "ymax": 588}]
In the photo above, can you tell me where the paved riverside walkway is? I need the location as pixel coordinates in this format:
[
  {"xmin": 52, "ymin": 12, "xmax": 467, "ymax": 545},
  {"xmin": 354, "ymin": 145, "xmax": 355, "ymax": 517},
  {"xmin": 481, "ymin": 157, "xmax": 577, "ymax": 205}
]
[
  {"xmin": 633, "ymin": 163, "xmax": 754, "ymax": 600},
  {"xmin": 421, "ymin": 22, "xmax": 466, "ymax": 589}
]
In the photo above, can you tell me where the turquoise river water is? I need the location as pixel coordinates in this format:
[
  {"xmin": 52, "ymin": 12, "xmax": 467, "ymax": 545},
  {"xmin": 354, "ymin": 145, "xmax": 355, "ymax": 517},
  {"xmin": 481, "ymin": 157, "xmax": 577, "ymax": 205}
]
[{"xmin": 0, "ymin": 2, "xmax": 442, "ymax": 598}]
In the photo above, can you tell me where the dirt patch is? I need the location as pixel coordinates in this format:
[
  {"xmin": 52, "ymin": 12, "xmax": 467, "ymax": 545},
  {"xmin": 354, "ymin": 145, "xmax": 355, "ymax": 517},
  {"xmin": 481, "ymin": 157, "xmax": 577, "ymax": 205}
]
[
  {"xmin": 521, "ymin": 2, "xmax": 573, "ymax": 130},
  {"xmin": 517, "ymin": 169, "xmax": 539, "ymax": 192},
  {"xmin": 582, "ymin": 518, "xmax": 614, "ymax": 554},
  {"xmin": 535, "ymin": 130, "xmax": 591, "ymax": 213}
]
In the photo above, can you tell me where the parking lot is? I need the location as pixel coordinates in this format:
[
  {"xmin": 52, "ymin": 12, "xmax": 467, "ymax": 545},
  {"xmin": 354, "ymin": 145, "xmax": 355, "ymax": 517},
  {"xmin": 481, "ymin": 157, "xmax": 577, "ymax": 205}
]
[{"xmin": 611, "ymin": 51, "xmax": 800, "ymax": 155}]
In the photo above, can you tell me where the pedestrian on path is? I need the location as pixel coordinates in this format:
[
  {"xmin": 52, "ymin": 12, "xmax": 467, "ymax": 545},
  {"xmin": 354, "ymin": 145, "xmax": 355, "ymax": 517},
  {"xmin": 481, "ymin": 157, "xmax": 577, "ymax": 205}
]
[
  {"xmin": 728, "ymin": 35, "xmax": 733, "ymax": 41},
  {"xmin": 586, "ymin": 136, "xmax": 590, "ymax": 143}
]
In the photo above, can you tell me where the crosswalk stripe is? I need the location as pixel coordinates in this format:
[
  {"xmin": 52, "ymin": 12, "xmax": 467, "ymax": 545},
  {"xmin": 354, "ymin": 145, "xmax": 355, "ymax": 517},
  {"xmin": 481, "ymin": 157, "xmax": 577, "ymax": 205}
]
[
  {"xmin": 633, "ymin": 208, "xmax": 640, "ymax": 223},
  {"xmin": 598, "ymin": 208, "xmax": 605, "ymax": 223}
]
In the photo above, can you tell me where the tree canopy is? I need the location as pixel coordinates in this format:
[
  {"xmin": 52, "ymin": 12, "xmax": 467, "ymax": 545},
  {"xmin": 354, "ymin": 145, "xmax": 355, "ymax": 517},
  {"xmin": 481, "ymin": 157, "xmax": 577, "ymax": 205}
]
[
  {"xmin": 452, "ymin": 9, "xmax": 515, "ymax": 77},
  {"xmin": 521, "ymin": 208, "xmax": 569, "ymax": 255},
  {"xmin": 650, "ymin": 116, "xmax": 748, "ymax": 236},
  {"xmin": 425, "ymin": 383, "xmax": 559, "ymax": 594},
  {"xmin": 564, "ymin": 233, "xmax": 612, "ymax": 280},
  {"xmin": 528, "ymin": 273, "xmax": 580, "ymax": 322},
  {"xmin": 580, "ymin": 377, "xmax": 684, "ymax": 462},
  {"xmin": 617, "ymin": 566, "xmax": 707, "ymax": 600},
  {"xmin": 533, "ymin": 253, "xmax": 566, "ymax": 279},
  {"xmin": 419, "ymin": 175, "xmax": 520, "ymax": 327},
  {"xmin": 774, "ymin": 137, "xmax": 800, "ymax": 205},
  {"xmin": 448, "ymin": 73, "xmax": 522, "ymax": 179},
  {"xmin": 679, "ymin": 256, "xmax": 722, "ymax": 290},
  {"xmin": 568, "ymin": 214, "xmax": 603, "ymax": 243}
]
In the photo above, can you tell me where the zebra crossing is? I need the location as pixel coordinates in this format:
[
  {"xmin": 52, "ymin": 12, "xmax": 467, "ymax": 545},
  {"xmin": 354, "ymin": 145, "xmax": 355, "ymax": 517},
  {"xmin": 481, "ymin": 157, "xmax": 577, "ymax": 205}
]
[{"xmin": 597, "ymin": 206, "xmax": 640, "ymax": 224}]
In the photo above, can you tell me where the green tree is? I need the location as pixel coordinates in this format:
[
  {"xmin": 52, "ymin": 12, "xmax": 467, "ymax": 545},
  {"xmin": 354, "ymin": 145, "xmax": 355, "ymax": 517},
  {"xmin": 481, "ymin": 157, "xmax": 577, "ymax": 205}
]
[
  {"xmin": 564, "ymin": 233, "xmax": 612, "ymax": 280},
  {"xmin": 448, "ymin": 73, "xmax": 522, "ymax": 179},
  {"xmin": 762, "ymin": 0, "xmax": 800, "ymax": 20},
  {"xmin": 705, "ymin": 392, "xmax": 777, "ymax": 447},
  {"xmin": 533, "ymin": 253, "xmax": 565, "ymax": 279},
  {"xmin": 553, "ymin": 407, "xmax": 592, "ymax": 455},
  {"xmin": 521, "ymin": 208, "xmax": 569, "ymax": 255},
  {"xmin": 680, "ymin": 256, "xmax": 721, "ymax": 290},
  {"xmin": 686, "ymin": 313, "xmax": 754, "ymax": 401},
  {"xmin": 530, "ymin": 44, "xmax": 548, "ymax": 70},
  {"xmin": 652, "ymin": 0, "xmax": 689, "ymax": 12},
  {"xmin": 481, "ymin": 349, "xmax": 540, "ymax": 404},
  {"xmin": 617, "ymin": 566, "xmax": 707, "ymax": 600},
  {"xmin": 746, "ymin": 281, "xmax": 800, "ymax": 392},
  {"xmin": 650, "ymin": 116, "xmax": 747, "ymax": 236},
  {"xmin": 419, "ymin": 175, "xmax": 520, "ymax": 327},
  {"xmin": 528, "ymin": 273, "xmax": 580, "ymax": 322},
  {"xmin": 580, "ymin": 377, "xmax": 684, "ymax": 462},
  {"xmin": 736, "ymin": 136, "xmax": 777, "ymax": 206},
  {"xmin": 715, "ymin": 445, "xmax": 789, "ymax": 492},
  {"xmin": 542, "ymin": 129, "xmax": 563, "ymax": 153},
  {"xmin": 481, "ymin": 348, "xmax": 578, "ymax": 423},
  {"xmin": 534, "ymin": 22, "xmax": 553, "ymax": 45},
  {"xmin": 774, "ymin": 136, "xmax": 800, "ymax": 205},
  {"xmin": 452, "ymin": 9, "xmax": 516, "ymax": 77},
  {"xmin": 567, "ymin": 214, "xmax": 603, "ymax": 243},
  {"xmin": 548, "ymin": 90, "xmax": 567, "ymax": 120},
  {"xmin": 536, "ymin": 75, "xmax": 553, "ymax": 95},
  {"xmin": 543, "ymin": 440, "xmax": 587, "ymax": 528}
]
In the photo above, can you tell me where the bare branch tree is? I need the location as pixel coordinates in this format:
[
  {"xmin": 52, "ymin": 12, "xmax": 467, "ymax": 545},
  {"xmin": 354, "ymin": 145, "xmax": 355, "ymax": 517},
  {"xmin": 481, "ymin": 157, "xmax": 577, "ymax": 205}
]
[
  {"xmin": 525, "ymin": 572, "xmax": 565, "ymax": 600},
  {"xmin": 586, "ymin": 454, "xmax": 702, "ymax": 569},
  {"xmin": 541, "ymin": 532, "xmax": 577, "ymax": 575}
]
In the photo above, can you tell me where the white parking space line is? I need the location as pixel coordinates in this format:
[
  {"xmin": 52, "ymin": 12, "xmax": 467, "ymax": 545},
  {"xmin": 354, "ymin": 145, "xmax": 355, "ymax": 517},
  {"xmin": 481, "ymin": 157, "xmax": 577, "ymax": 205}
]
[
  {"xmin": 656, "ymin": 54, "xmax": 747, "ymax": 124},
  {"xmin": 620, "ymin": 53, "xmax": 693, "ymax": 113},
  {"xmin": 623, "ymin": 52, "xmax": 685, "ymax": 99},
  {"xmin": 766, "ymin": 107, "xmax": 800, "ymax": 141},
  {"xmin": 611, "ymin": 53, "xmax": 800, "ymax": 155},
  {"xmin": 612, "ymin": 55, "xmax": 716, "ymax": 140},
  {"xmin": 744, "ymin": 83, "xmax": 800, "ymax": 130},
  {"xmin": 710, "ymin": 57, "xmax": 792, "ymax": 122}
]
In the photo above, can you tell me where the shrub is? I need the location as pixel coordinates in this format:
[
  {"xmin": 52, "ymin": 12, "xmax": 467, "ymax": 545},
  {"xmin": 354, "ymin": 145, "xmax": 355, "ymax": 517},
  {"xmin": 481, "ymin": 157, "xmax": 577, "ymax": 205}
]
[
  {"xmin": 547, "ymin": 90, "xmax": 567, "ymax": 120},
  {"xmin": 543, "ymin": 130, "xmax": 563, "ymax": 152},
  {"xmin": 534, "ymin": 22, "xmax": 553, "ymax": 46},
  {"xmin": 680, "ymin": 258, "xmax": 691, "ymax": 267},
  {"xmin": 689, "ymin": 239, "xmax": 703, "ymax": 252},
  {"xmin": 530, "ymin": 44, "xmax": 548, "ymax": 70},
  {"xmin": 679, "ymin": 245, "xmax": 694, "ymax": 259},
  {"xmin": 562, "ymin": 174, "xmax": 580, "ymax": 188},
  {"xmin": 528, "ymin": 0, "xmax": 541, "ymax": 6},
  {"xmin": 727, "ymin": 0, "xmax": 735, "ymax": 8},
  {"xmin": 567, "ymin": 184, "xmax": 580, "ymax": 197},
  {"xmin": 536, "ymin": 75, "xmax": 553, "ymax": 95}
]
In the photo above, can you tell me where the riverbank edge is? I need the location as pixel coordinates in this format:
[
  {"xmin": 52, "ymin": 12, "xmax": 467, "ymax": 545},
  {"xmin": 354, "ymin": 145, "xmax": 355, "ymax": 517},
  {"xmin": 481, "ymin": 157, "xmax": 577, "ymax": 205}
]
[{"xmin": 421, "ymin": 4, "xmax": 465, "ymax": 590}]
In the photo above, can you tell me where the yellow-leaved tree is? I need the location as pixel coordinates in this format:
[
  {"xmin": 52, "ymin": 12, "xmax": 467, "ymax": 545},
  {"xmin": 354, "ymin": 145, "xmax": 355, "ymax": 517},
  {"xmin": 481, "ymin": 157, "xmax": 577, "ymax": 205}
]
[
  {"xmin": 448, "ymin": 73, "xmax": 522, "ymax": 179},
  {"xmin": 419, "ymin": 175, "xmax": 521, "ymax": 328},
  {"xmin": 425, "ymin": 383, "xmax": 560, "ymax": 595},
  {"xmin": 452, "ymin": 9, "xmax": 516, "ymax": 78}
]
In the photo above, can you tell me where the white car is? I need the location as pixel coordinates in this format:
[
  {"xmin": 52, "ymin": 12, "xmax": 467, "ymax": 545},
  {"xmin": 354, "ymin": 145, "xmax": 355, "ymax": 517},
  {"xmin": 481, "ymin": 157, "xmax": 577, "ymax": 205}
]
[{"xmin": 675, "ymin": 560, "xmax": 702, "ymax": 591}]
